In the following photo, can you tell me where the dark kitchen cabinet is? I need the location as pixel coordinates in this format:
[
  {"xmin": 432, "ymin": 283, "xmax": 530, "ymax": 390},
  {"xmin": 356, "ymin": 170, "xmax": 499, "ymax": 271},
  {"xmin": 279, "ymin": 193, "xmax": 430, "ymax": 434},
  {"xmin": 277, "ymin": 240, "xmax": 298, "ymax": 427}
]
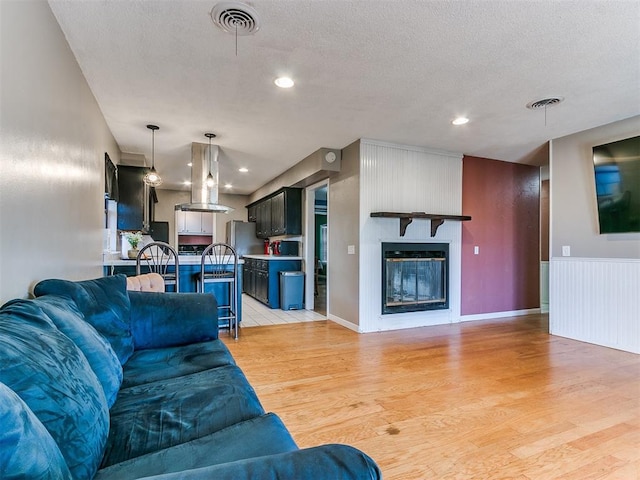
[
  {"xmin": 255, "ymin": 199, "xmax": 272, "ymax": 239},
  {"xmin": 247, "ymin": 204, "xmax": 257, "ymax": 223},
  {"xmin": 248, "ymin": 187, "xmax": 302, "ymax": 239},
  {"xmin": 117, "ymin": 165, "xmax": 151, "ymax": 232},
  {"xmin": 270, "ymin": 191, "xmax": 286, "ymax": 235}
]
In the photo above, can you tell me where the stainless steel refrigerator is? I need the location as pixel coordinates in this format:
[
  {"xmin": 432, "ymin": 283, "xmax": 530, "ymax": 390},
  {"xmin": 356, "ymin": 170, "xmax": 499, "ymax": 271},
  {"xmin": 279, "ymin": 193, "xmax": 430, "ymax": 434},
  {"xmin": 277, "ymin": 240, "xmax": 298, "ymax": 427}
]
[{"xmin": 225, "ymin": 220, "xmax": 263, "ymax": 256}]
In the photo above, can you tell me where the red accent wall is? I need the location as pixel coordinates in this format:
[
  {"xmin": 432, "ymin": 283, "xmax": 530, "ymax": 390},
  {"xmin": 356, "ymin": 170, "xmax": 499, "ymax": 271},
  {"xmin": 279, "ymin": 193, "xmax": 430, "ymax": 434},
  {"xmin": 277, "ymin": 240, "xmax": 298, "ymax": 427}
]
[{"xmin": 461, "ymin": 156, "xmax": 540, "ymax": 315}]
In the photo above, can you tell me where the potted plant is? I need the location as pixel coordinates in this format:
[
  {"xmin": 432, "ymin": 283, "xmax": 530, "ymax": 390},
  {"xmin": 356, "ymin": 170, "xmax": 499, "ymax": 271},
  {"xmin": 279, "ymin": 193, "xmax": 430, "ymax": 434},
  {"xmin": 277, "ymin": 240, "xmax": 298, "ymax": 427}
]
[{"xmin": 123, "ymin": 231, "xmax": 143, "ymax": 259}]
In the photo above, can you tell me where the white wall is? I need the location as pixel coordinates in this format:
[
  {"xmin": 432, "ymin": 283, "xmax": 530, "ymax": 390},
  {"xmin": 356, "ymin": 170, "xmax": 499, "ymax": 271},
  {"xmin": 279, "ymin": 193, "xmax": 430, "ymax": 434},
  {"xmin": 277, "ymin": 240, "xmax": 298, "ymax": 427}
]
[
  {"xmin": 358, "ymin": 140, "xmax": 464, "ymax": 332},
  {"xmin": 549, "ymin": 116, "xmax": 640, "ymax": 353},
  {"xmin": 0, "ymin": 1, "xmax": 119, "ymax": 303}
]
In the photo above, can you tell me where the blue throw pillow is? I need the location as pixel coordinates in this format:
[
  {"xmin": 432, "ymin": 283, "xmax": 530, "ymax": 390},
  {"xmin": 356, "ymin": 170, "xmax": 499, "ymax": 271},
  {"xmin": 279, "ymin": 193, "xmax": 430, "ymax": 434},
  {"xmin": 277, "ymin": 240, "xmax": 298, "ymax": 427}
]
[
  {"xmin": 35, "ymin": 295, "xmax": 123, "ymax": 407},
  {"xmin": 0, "ymin": 382, "xmax": 72, "ymax": 479},
  {"xmin": 34, "ymin": 274, "xmax": 134, "ymax": 364},
  {"xmin": 0, "ymin": 299, "xmax": 109, "ymax": 480}
]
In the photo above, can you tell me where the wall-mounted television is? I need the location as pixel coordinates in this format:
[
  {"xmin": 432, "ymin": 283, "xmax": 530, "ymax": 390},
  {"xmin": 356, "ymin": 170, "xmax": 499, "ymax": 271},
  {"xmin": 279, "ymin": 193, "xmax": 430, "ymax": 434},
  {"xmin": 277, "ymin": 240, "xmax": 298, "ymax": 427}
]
[{"xmin": 593, "ymin": 135, "xmax": 640, "ymax": 234}]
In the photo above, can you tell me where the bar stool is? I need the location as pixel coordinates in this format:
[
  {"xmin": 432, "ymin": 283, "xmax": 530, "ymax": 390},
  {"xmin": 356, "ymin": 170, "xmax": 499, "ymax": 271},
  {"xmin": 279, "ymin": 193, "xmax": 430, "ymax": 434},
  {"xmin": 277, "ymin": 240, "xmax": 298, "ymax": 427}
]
[
  {"xmin": 197, "ymin": 243, "xmax": 238, "ymax": 339},
  {"xmin": 136, "ymin": 242, "xmax": 179, "ymax": 292}
]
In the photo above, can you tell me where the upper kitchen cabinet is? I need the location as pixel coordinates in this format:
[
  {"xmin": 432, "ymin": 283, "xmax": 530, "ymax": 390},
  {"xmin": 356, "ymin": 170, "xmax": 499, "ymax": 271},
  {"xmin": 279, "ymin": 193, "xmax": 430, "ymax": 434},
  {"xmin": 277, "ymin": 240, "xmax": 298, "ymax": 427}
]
[
  {"xmin": 255, "ymin": 199, "xmax": 272, "ymax": 238},
  {"xmin": 248, "ymin": 187, "xmax": 302, "ymax": 239},
  {"xmin": 117, "ymin": 165, "xmax": 152, "ymax": 232},
  {"xmin": 176, "ymin": 210, "xmax": 214, "ymax": 235},
  {"xmin": 247, "ymin": 204, "xmax": 257, "ymax": 223}
]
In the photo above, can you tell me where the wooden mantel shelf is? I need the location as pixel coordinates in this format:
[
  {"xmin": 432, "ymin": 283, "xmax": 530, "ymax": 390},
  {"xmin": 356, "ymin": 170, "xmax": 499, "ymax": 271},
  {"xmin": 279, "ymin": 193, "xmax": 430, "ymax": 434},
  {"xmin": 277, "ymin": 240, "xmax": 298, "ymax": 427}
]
[{"xmin": 370, "ymin": 212, "xmax": 472, "ymax": 237}]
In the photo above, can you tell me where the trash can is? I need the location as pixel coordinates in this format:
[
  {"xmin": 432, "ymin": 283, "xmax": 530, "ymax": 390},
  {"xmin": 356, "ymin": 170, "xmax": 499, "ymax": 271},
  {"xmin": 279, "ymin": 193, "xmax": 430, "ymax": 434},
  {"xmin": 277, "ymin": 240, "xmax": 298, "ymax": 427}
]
[{"xmin": 280, "ymin": 271, "xmax": 304, "ymax": 310}]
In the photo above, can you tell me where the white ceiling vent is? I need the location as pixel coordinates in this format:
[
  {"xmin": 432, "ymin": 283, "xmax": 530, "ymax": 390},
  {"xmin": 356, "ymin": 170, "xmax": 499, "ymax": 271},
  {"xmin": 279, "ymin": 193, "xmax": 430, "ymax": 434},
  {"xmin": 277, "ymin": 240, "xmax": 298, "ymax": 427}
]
[
  {"xmin": 210, "ymin": 2, "xmax": 260, "ymax": 36},
  {"xmin": 526, "ymin": 97, "xmax": 564, "ymax": 110}
]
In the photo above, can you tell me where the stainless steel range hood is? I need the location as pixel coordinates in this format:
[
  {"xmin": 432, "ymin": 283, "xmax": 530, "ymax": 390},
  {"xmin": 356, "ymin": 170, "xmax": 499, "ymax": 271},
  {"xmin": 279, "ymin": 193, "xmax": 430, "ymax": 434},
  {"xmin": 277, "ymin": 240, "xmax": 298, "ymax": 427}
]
[{"xmin": 176, "ymin": 142, "xmax": 234, "ymax": 213}]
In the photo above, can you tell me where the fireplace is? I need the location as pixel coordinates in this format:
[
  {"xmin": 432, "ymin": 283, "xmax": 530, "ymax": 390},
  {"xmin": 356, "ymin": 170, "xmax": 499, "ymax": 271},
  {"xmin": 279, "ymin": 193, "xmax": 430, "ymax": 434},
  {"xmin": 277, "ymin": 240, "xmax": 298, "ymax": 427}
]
[{"xmin": 382, "ymin": 242, "xmax": 449, "ymax": 314}]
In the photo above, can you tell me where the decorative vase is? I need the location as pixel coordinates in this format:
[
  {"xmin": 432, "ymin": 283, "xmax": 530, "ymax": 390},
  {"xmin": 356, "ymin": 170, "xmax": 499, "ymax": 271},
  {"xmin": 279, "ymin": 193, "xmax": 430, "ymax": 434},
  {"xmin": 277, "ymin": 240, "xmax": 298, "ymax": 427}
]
[{"xmin": 128, "ymin": 249, "xmax": 139, "ymax": 259}]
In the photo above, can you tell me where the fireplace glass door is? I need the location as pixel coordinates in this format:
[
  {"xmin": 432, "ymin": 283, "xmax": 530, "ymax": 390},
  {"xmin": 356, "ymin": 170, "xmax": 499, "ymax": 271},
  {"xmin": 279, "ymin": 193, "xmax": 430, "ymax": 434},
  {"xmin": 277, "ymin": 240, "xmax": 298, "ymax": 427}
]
[
  {"xmin": 382, "ymin": 243, "xmax": 448, "ymax": 314},
  {"xmin": 386, "ymin": 257, "xmax": 445, "ymax": 306}
]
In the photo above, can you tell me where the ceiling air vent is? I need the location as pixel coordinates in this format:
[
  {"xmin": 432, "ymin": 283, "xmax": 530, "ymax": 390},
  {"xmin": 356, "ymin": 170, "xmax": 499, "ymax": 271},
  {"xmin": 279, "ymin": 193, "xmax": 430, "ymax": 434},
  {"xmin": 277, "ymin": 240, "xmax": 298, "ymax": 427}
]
[
  {"xmin": 526, "ymin": 97, "xmax": 564, "ymax": 110},
  {"xmin": 210, "ymin": 2, "xmax": 260, "ymax": 36}
]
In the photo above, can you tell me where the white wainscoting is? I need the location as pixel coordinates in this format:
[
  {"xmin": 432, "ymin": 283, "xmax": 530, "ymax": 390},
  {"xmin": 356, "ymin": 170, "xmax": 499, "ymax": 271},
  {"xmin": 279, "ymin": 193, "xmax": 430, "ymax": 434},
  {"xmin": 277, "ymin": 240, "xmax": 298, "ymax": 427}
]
[
  {"xmin": 549, "ymin": 257, "xmax": 640, "ymax": 354},
  {"xmin": 358, "ymin": 139, "xmax": 463, "ymax": 332}
]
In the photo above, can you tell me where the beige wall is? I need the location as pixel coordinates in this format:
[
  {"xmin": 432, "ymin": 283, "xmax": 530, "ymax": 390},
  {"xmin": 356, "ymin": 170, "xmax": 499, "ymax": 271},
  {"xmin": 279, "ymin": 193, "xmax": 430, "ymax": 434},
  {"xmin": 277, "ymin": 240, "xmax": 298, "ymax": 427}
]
[
  {"xmin": 154, "ymin": 190, "xmax": 249, "ymax": 245},
  {"xmin": 327, "ymin": 140, "xmax": 361, "ymax": 326},
  {"xmin": 216, "ymin": 193, "xmax": 250, "ymax": 242},
  {"xmin": 550, "ymin": 116, "xmax": 640, "ymax": 259},
  {"xmin": 0, "ymin": 1, "xmax": 119, "ymax": 303}
]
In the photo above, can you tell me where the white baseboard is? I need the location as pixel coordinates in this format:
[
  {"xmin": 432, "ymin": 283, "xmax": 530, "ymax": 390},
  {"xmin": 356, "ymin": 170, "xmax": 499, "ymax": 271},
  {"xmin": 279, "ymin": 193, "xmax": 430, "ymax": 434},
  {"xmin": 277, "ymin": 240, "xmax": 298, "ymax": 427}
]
[
  {"xmin": 327, "ymin": 314, "xmax": 361, "ymax": 332},
  {"xmin": 460, "ymin": 308, "xmax": 541, "ymax": 323}
]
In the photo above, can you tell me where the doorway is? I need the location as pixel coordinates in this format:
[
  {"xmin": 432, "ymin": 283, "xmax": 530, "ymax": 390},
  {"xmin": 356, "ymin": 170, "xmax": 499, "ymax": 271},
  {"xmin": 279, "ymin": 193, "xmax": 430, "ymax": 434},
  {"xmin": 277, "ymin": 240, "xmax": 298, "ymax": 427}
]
[{"xmin": 305, "ymin": 181, "xmax": 328, "ymax": 315}]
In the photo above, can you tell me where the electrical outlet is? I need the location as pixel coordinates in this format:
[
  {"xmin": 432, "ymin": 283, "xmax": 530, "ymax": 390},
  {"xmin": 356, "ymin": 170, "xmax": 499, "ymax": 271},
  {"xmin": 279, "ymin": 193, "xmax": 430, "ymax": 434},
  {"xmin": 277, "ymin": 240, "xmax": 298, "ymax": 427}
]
[{"xmin": 562, "ymin": 245, "xmax": 571, "ymax": 257}]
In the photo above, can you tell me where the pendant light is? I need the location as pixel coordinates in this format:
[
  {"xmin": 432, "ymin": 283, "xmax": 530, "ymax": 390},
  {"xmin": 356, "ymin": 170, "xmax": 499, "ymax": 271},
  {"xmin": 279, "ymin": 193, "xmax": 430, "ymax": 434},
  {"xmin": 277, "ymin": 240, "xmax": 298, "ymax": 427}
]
[
  {"xmin": 204, "ymin": 133, "xmax": 216, "ymax": 188},
  {"xmin": 143, "ymin": 124, "xmax": 162, "ymax": 187}
]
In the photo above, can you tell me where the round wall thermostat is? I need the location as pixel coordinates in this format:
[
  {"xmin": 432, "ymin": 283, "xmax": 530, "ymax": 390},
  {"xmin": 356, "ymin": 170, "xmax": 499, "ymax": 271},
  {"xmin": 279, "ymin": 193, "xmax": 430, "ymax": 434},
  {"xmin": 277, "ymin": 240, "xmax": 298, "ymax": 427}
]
[{"xmin": 325, "ymin": 151, "xmax": 337, "ymax": 163}]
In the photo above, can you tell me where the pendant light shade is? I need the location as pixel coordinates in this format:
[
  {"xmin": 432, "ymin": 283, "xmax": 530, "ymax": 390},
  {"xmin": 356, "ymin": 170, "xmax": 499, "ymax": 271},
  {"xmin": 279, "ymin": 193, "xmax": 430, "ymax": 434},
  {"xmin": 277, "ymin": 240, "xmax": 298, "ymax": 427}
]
[
  {"xmin": 205, "ymin": 133, "xmax": 216, "ymax": 188},
  {"xmin": 143, "ymin": 124, "xmax": 163, "ymax": 187}
]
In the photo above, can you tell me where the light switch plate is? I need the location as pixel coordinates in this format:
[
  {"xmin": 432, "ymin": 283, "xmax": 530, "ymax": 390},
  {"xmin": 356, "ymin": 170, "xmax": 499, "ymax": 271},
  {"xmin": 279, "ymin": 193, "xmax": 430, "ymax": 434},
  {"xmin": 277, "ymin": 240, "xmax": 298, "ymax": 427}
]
[
  {"xmin": 347, "ymin": 245, "xmax": 355, "ymax": 255},
  {"xmin": 474, "ymin": 246, "xmax": 479, "ymax": 255}
]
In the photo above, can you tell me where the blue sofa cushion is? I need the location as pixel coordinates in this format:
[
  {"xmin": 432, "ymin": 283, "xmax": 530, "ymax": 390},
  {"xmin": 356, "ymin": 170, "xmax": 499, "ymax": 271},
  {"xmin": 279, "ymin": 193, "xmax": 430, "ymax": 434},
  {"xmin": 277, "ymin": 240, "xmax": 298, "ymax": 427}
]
[
  {"xmin": 122, "ymin": 340, "xmax": 236, "ymax": 389},
  {"xmin": 119, "ymin": 444, "xmax": 382, "ymax": 480},
  {"xmin": 34, "ymin": 275, "xmax": 134, "ymax": 364},
  {"xmin": 0, "ymin": 299, "xmax": 109, "ymax": 480},
  {"xmin": 0, "ymin": 382, "xmax": 72, "ymax": 480},
  {"xmin": 102, "ymin": 365, "xmax": 265, "ymax": 467},
  {"xmin": 94, "ymin": 413, "xmax": 297, "ymax": 480},
  {"xmin": 128, "ymin": 291, "xmax": 219, "ymax": 350},
  {"xmin": 35, "ymin": 295, "xmax": 123, "ymax": 407}
]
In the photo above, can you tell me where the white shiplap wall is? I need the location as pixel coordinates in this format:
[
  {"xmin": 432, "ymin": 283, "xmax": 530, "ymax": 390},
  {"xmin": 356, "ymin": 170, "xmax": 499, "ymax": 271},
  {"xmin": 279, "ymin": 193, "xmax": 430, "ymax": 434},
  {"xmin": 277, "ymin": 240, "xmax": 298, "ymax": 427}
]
[
  {"xmin": 358, "ymin": 139, "xmax": 463, "ymax": 332},
  {"xmin": 549, "ymin": 257, "xmax": 640, "ymax": 353}
]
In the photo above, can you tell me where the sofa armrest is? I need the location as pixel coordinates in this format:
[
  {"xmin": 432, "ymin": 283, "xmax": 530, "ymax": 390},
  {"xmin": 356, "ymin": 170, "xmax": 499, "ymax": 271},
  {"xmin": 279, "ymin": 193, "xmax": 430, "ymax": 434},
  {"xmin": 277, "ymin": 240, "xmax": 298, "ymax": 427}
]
[
  {"xmin": 128, "ymin": 291, "xmax": 218, "ymax": 350},
  {"xmin": 135, "ymin": 444, "xmax": 381, "ymax": 480}
]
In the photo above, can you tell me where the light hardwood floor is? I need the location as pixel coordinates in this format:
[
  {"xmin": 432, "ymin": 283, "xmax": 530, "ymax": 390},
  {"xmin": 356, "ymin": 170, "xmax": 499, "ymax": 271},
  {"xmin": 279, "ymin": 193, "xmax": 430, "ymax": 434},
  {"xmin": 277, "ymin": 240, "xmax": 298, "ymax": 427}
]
[{"xmin": 222, "ymin": 315, "xmax": 640, "ymax": 479}]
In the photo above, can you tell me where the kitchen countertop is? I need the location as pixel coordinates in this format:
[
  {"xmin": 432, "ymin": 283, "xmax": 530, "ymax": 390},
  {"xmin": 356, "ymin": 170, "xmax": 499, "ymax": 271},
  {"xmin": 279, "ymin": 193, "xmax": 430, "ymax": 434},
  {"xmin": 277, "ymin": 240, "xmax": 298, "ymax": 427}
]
[
  {"xmin": 241, "ymin": 254, "xmax": 303, "ymax": 261},
  {"xmin": 103, "ymin": 253, "xmax": 244, "ymax": 267}
]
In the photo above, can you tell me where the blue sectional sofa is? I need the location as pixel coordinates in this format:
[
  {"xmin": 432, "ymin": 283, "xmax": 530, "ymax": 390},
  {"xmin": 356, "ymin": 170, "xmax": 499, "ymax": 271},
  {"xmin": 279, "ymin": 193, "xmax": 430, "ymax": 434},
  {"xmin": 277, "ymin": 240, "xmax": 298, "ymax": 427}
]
[{"xmin": 0, "ymin": 274, "xmax": 381, "ymax": 479}]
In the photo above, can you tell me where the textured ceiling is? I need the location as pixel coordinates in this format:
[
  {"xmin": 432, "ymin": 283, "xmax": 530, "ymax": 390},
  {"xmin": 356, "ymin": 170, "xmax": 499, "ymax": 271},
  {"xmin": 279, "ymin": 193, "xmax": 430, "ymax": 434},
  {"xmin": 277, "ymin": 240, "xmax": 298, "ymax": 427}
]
[{"xmin": 49, "ymin": 0, "xmax": 640, "ymax": 194}]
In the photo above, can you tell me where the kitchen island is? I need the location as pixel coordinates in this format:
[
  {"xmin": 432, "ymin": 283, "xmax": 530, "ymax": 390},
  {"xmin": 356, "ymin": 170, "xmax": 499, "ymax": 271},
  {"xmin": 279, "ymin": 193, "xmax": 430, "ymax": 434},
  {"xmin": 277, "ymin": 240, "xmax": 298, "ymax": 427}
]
[
  {"xmin": 242, "ymin": 255, "xmax": 303, "ymax": 309},
  {"xmin": 103, "ymin": 253, "xmax": 244, "ymax": 325}
]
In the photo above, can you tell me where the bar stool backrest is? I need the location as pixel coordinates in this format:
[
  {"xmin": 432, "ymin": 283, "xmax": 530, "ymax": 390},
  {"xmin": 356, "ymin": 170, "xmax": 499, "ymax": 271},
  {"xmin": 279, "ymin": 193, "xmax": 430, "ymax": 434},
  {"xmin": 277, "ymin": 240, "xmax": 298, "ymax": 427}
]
[
  {"xmin": 200, "ymin": 243, "xmax": 237, "ymax": 281},
  {"xmin": 136, "ymin": 241, "xmax": 179, "ymax": 291}
]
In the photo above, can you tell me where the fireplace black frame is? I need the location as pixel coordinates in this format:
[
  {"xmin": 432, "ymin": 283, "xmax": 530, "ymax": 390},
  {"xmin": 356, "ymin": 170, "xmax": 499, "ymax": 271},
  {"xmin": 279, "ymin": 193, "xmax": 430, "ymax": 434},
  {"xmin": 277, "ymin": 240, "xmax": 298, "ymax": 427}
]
[{"xmin": 381, "ymin": 242, "xmax": 449, "ymax": 315}]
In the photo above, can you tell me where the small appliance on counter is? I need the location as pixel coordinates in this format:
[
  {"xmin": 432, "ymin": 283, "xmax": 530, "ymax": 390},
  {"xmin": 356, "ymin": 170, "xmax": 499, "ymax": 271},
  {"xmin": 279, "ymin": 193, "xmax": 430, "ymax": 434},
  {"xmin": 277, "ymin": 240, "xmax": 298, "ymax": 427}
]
[
  {"xmin": 266, "ymin": 240, "xmax": 300, "ymax": 256},
  {"xmin": 278, "ymin": 241, "xmax": 300, "ymax": 256}
]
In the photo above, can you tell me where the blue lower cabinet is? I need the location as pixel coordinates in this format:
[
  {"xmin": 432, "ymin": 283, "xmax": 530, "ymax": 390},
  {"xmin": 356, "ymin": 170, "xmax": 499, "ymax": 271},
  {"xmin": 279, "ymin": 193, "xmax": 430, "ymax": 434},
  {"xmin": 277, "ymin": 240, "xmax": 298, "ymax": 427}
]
[
  {"xmin": 103, "ymin": 264, "xmax": 243, "ymax": 325},
  {"xmin": 243, "ymin": 259, "xmax": 302, "ymax": 309}
]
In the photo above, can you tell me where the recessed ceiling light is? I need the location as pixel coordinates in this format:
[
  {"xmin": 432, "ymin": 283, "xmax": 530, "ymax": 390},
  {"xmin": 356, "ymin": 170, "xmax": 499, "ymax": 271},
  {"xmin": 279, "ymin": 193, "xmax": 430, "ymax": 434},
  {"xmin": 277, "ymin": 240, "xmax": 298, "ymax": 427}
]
[
  {"xmin": 452, "ymin": 117, "xmax": 469, "ymax": 126},
  {"xmin": 238, "ymin": 167, "xmax": 249, "ymax": 173},
  {"xmin": 224, "ymin": 183, "xmax": 233, "ymax": 189},
  {"xmin": 187, "ymin": 162, "xmax": 193, "ymax": 167},
  {"xmin": 183, "ymin": 181, "xmax": 192, "ymax": 186},
  {"xmin": 274, "ymin": 77, "xmax": 294, "ymax": 88}
]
